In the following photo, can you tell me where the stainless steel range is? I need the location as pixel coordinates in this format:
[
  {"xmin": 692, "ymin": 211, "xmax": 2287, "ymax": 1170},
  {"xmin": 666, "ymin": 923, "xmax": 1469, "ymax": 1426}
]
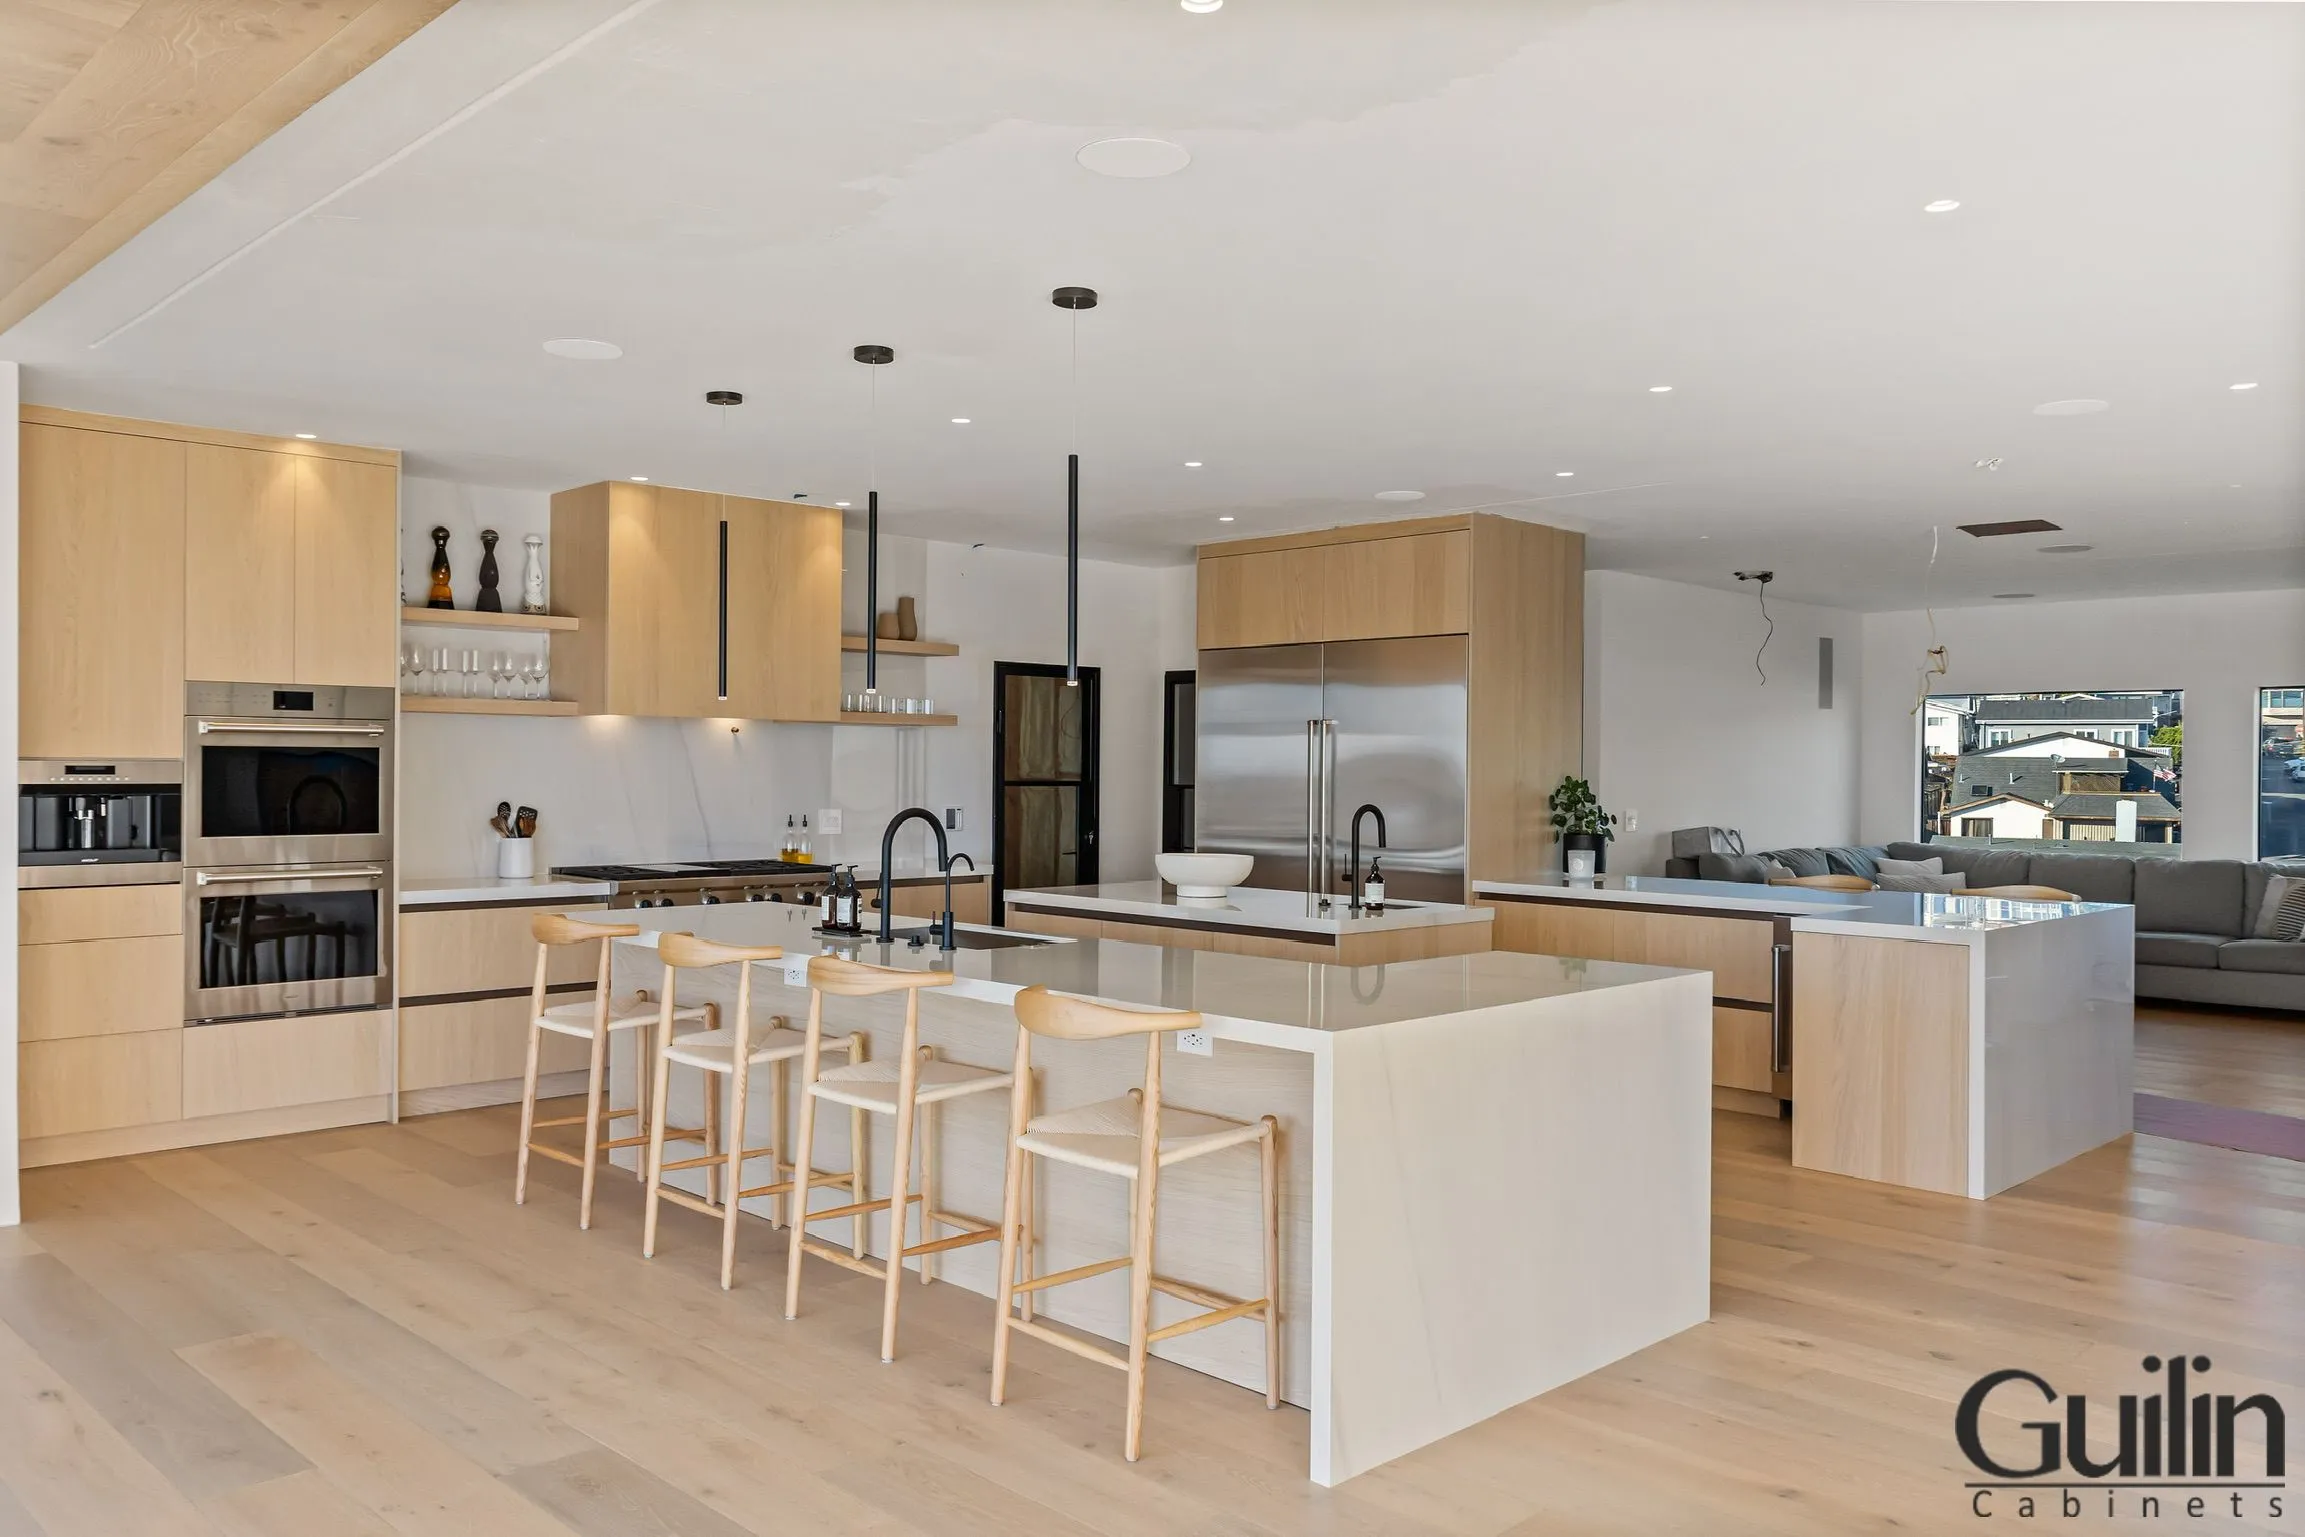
[{"xmin": 551, "ymin": 860, "xmax": 833, "ymax": 909}]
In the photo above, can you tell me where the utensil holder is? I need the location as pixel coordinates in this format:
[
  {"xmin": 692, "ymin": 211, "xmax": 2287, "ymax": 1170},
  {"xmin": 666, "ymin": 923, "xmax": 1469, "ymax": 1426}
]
[{"xmin": 497, "ymin": 837, "xmax": 536, "ymax": 879}]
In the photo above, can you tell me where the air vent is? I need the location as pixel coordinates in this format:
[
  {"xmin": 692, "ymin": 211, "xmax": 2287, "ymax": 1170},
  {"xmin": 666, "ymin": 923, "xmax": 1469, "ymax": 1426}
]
[{"xmin": 1958, "ymin": 519, "xmax": 2063, "ymax": 538}]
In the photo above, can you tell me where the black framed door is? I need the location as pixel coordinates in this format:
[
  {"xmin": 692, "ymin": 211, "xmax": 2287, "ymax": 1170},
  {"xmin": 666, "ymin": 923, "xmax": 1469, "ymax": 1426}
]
[
  {"xmin": 1161, "ymin": 669, "xmax": 1195, "ymax": 853},
  {"xmin": 992, "ymin": 662, "xmax": 1100, "ymax": 920}
]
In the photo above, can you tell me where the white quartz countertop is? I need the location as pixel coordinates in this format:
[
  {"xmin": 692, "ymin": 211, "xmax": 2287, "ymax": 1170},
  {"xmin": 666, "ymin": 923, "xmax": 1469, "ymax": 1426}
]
[
  {"xmin": 1473, "ymin": 872, "xmax": 2127, "ymax": 946},
  {"xmin": 1004, "ymin": 882, "xmax": 1494, "ymax": 937},
  {"xmin": 402, "ymin": 875, "xmax": 615, "ymax": 907},
  {"xmin": 584, "ymin": 900, "xmax": 1688, "ymax": 1052}
]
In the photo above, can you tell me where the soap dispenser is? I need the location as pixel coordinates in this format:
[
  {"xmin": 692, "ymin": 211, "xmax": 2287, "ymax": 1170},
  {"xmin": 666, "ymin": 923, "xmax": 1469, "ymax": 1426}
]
[{"xmin": 1362, "ymin": 855, "xmax": 1386, "ymax": 913}]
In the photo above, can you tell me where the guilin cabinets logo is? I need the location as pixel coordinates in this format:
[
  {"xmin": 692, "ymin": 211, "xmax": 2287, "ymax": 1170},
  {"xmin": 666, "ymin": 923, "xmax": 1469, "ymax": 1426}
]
[{"xmin": 1958, "ymin": 1356, "xmax": 2286, "ymax": 1522}]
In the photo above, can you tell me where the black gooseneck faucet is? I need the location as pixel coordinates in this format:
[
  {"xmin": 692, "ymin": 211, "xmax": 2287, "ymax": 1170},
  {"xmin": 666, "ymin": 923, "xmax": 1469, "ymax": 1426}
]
[
  {"xmin": 1348, "ymin": 803, "xmax": 1388, "ymax": 915},
  {"xmin": 878, "ymin": 807, "xmax": 957, "ymax": 948}
]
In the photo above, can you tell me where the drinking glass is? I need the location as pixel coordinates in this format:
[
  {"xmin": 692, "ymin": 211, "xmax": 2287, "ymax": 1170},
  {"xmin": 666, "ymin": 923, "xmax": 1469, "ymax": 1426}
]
[
  {"xmin": 430, "ymin": 647, "xmax": 452, "ymax": 697},
  {"xmin": 491, "ymin": 651, "xmax": 513, "ymax": 699},
  {"xmin": 462, "ymin": 649, "xmax": 483, "ymax": 699}
]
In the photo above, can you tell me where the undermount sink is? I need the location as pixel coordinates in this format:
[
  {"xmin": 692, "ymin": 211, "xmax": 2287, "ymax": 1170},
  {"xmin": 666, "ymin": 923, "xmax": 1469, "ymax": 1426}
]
[{"xmin": 886, "ymin": 924, "xmax": 1057, "ymax": 951}]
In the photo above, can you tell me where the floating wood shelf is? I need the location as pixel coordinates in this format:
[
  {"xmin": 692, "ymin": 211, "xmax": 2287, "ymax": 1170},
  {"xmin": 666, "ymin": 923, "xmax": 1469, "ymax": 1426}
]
[
  {"xmin": 400, "ymin": 696, "xmax": 581, "ymax": 717},
  {"xmin": 402, "ymin": 607, "xmax": 580, "ymax": 632},
  {"xmin": 837, "ymin": 711, "xmax": 959, "ymax": 727},
  {"xmin": 841, "ymin": 634, "xmax": 958, "ymax": 656}
]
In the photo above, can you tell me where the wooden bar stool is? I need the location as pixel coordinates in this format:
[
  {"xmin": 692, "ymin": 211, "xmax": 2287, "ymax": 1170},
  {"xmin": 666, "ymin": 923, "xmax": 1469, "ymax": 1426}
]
[
  {"xmin": 641, "ymin": 933, "xmax": 866, "ymax": 1289},
  {"xmin": 990, "ymin": 985, "xmax": 1280, "ymax": 1463},
  {"xmin": 514, "ymin": 913, "xmax": 715, "ymax": 1229},
  {"xmin": 781, "ymin": 955, "xmax": 1014, "ymax": 1363}
]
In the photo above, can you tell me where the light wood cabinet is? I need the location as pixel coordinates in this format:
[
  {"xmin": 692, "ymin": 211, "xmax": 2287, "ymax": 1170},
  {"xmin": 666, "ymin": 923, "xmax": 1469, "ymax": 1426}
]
[
  {"xmin": 19, "ymin": 883, "xmax": 181, "ymax": 945},
  {"xmin": 19, "ymin": 933, "xmax": 185, "ymax": 1043},
  {"xmin": 1197, "ymin": 548, "xmax": 1327, "ymax": 649},
  {"xmin": 399, "ymin": 995, "xmax": 590, "ymax": 1092},
  {"xmin": 183, "ymin": 1010, "xmax": 388, "ymax": 1118},
  {"xmin": 293, "ymin": 456, "xmax": 399, "ymax": 686},
  {"xmin": 186, "ymin": 443, "xmax": 299, "ymax": 682},
  {"xmin": 1324, "ymin": 530, "xmax": 1469, "ymax": 640},
  {"xmin": 551, "ymin": 481, "xmax": 843, "ymax": 721},
  {"xmin": 19, "ymin": 1030, "xmax": 182, "ymax": 1139},
  {"xmin": 726, "ymin": 495, "xmax": 841, "ymax": 722},
  {"xmin": 1711, "ymin": 1005, "xmax": 1775, "ymax": 1094},
  {"xmin": 1481, "ymin": 899, "xmax": 1774, "ymax": 1003},
  {"xmin": 398, "ymin": 901, "xmax": 606, "ymax": 1000},
  {"xmin": 19, "ymin": 424, "xmax": 187, "ymax": 758}
]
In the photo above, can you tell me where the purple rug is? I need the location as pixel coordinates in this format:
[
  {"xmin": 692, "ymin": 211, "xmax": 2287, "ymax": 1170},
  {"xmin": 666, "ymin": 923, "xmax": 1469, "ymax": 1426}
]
[{"xmin": 2134, "ymin": 1093, "xmax": 2305, "ymax": 1162}]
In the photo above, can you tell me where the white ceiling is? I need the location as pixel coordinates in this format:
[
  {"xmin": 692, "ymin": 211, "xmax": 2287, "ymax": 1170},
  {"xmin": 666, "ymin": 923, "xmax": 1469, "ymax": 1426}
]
[{"xmin": 6, "ymin": 0, "xmax": 2302, "ymax": 609}]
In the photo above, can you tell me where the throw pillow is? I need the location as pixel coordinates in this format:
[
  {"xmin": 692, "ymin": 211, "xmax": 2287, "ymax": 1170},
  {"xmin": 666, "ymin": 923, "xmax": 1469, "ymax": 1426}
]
[
  {"xmin": 1770, "ymin": 847, "xmax": 1831, "ymax": 878},
  {"xmin": 1876, "ymin": 854, "xmax": 1944, "ymax": 878},
  {"xmin": 1878, "ymin": 871, "xmax": 1965, "ymax": 894},
  {"xmin": 1762, "ymin": 859, "xmax": 1796, "ymax": 882},
  {"xmin": 1826, "ymin": 846, "xmax": 1886, "ymax": 879},
  {"xmin": 2252, "ymin": 874, "xmax": 2305, "ymax": 941}
]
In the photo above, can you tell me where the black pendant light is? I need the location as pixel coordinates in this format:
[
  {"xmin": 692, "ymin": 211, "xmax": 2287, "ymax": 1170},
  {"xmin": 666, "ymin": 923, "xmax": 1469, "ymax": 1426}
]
[
  {"xmin": 1052, "ymin": 285, "xmax": 1097, "ymax": 685},
  {"xmin": 853, "ymin": 343, "xmax": 894, "ymax": 697}
]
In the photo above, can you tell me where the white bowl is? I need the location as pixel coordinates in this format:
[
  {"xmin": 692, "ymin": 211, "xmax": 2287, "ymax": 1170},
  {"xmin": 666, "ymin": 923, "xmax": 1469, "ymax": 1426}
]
[{"xmin": 1156, "ymin": 852, "xmax": 1256, "ymax": 898}]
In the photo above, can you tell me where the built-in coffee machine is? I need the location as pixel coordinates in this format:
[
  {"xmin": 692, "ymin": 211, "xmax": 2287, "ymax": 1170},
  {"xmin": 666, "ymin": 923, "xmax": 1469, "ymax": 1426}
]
[{"xmin": 17, "ymin": 759, "xmax": 183, "ymax": 888}]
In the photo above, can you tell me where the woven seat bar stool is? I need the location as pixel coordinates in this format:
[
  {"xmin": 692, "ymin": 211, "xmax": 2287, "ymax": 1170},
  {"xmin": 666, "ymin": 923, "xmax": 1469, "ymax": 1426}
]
[
  {"xmin": 641, "ymin": 932, "xmax": 867, "ymax": 1289},
  {"xmin": 989, "ymin": 984, "xmax": 1280, "ymax": 1463},
  {"xmin": 782, "ymin": 955, "xmax": 1015, "ymax": 1362},
  {"xmin": 514, "ymin": 913, "xmax": 715, "ymax": 1228}
]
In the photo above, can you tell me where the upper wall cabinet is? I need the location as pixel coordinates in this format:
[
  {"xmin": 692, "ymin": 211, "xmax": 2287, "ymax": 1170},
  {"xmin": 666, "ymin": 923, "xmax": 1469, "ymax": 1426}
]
[
  {"xmin": 1196, "ymin": 525, "xmax": 1470, "ymax": 650},
  {"xmin": 186, "ymin": 444, "xmax": 399, "ymax": 688},
  {"xmin": 550, "ymin": 482, "xmax": 841, "ymax": 721},
  {"xmin": 20, "ymin": 424, "xmax": 187, "ymax": 759}
]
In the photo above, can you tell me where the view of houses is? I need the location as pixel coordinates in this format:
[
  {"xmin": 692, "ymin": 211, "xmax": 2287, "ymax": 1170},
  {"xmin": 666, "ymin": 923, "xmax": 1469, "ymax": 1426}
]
[
  {"xmin": 1922, "ymin": 692, "xmax": 2183, "ymax": 847},
  {"xmin": 2259, "ymin": 687, "xmax": 2305, "ymax": 858}
]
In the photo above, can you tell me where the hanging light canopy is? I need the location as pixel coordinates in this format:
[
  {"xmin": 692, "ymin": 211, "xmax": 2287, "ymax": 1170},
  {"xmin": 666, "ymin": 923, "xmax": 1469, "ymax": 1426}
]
[
  {"xmin": 1051, "ymin": 286, "xmax": 1098, "ymax": 685},
  {"xmin": 853, "ymin": 343, "xmax": 894, "ymax": 696}
]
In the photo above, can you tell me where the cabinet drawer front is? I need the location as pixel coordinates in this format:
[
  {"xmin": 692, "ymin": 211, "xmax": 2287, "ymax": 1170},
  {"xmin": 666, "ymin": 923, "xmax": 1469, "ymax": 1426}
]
[
  {"xmin": 20, "ymin": 933, "xmax": 186, "ymax": 1042},
  {"xmin": 1711, "ymin": 1005, "xmax": 1775, "ymax": 1093},
  {"xmin": 1483, "ymin": 900, "xmax": 1775, "ymax": 1003},
  {"xmin": 20, "ymin": 1030, "xmax": 182, "ymax": 1138},
  {"xmin": 20, "ymin": 883, "xmax": 183, "ymax": 944},
  {"xmin": 183, "ymin": 1010, "xmax": 388, "ymax": 1119},
  {"xmin": 398, "ymin": 902, "xmax": 607, "ymax": 999},
  {"xmin": 399, "ymin": 995, "xmax": 592, "ymax": 1092}
]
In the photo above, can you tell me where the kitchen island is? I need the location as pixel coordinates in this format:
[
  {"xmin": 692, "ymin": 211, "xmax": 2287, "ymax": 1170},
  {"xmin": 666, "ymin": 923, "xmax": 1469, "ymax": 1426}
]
[
  {"xmin": 1474, "ymin": 874, "xmax": 2135, "ymax": 1199},
  {"xmin": 592, "ymin": 901, "xmax": 1710, "ymax": 1485},
  {"xmin": 1003, "ymin": 881, "xmax": 1493, "ymax": 965}
]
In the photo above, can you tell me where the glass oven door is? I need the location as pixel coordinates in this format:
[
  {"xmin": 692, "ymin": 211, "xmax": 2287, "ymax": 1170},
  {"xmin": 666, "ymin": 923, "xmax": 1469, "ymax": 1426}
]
[
  {"xmin": 186, "ymin": 719, "xmax": 392, "ymax": 867},
  {"xmin": 184, "ymin": 864, "xmax": 392, "ymax": 1023}
]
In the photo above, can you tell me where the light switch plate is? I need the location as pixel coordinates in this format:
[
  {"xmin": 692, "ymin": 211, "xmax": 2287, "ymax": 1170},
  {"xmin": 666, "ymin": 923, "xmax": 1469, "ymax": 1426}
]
[
  {"xmin": 1176, "ymin": 1029, "xmax": 1212, "ymax": 1057},
  {"xmin": 945, "ymin": 807, "xmax": 965, "ymax": 831},
  {"xmin": 817, "ymin": 809, "xmax": 843, "ymax": 835}
]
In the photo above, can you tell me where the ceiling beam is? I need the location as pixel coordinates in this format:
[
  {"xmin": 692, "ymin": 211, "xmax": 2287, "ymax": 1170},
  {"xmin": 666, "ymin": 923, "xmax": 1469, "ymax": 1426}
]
[{"xmin": 0, "ymin": 0, "xmax": 455, "ymax": 335}]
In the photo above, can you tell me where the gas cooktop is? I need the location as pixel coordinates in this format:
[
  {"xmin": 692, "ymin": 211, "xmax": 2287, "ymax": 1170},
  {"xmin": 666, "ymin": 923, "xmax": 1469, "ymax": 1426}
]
[{"xmin": 551, "ymin": 858, "xmax": 832, "ymax": 909}]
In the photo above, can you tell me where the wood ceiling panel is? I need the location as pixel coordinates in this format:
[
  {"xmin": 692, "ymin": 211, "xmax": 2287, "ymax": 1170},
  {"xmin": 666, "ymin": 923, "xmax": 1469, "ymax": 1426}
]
[{"xmin": 0, "ymin": 0, "xmax": 453, "ymax": 333}]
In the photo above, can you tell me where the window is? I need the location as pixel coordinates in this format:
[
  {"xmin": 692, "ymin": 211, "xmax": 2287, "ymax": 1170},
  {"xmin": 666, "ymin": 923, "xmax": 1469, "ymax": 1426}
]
[
  {"xmin": 2260, "ymin": 686, "xmax": 2305, "ymax": 857},
  {"xmin": 1922, "ymin": 690, "xmax": 2182, "ymax": 847}
]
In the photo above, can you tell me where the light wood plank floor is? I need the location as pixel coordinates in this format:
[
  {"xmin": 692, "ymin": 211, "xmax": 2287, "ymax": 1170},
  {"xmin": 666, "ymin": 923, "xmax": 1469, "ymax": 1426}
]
[
  {"xmin": 5, "ymin": 1024, "xmax": 2301, "ymax": 1536},
  {"xmin": 2137, "ymin": 1003, "xmax": 2305, "ymax": 1117}
]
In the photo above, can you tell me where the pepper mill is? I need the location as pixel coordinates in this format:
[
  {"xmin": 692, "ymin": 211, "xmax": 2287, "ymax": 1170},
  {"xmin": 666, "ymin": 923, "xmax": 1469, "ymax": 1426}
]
[
  {"xmin": 476, "ymin": 528, "xmax": 503, "ymax": 612},
  {"xmin": 426, "ymin": 526, "xmax": 454, "ymax": 609}
]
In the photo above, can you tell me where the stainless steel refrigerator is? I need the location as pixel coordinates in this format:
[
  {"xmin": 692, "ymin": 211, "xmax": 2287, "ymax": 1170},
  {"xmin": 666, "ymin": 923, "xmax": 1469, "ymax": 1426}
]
[{"xmin": 1194, "ymin": 636, "xmax": 1468, "ymax": 904}]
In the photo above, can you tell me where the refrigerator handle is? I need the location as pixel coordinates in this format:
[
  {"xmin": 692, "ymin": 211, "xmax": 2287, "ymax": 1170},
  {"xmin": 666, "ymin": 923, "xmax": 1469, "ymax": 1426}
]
[
  {"xmin": 1305, "ymin": 719, "xmax": 1324, "ymax": 901},
  {"xmin": 1319, "ymin": 718, "xmax": 1338, "ymax": 903}
]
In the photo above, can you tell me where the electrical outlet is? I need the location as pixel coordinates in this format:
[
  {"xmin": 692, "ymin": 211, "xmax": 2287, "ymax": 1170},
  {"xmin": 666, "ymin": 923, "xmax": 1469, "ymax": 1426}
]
[
  {"xmin": 817, "ymin": 809, "xmax": 843, "ymax": 835},
  {"xmin": 1176, "ymin": 1029, "xmax": 1212, "ymax": 1057},
  {"xmin": 945, "ymin": 807, "xmax": 965, "ymax": 832}
]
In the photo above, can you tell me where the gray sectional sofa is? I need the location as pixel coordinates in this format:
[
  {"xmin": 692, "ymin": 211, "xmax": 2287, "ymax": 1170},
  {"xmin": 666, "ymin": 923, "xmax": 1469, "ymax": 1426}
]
[{"xmin": 1665, "ymin": 840, "xmax": 2305, "ymax": 1011}]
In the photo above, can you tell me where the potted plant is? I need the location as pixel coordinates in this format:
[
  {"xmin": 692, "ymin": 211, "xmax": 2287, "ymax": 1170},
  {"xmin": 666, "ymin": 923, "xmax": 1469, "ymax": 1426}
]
[{"xmin": 1548, "ymin": 776, "xmax": 1617, "ymax": 876}]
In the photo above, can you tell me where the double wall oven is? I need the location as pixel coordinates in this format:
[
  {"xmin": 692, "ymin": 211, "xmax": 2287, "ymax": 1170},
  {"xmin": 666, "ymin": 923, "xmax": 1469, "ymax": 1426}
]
[{"xmin": 182, "ymin": 683, "xmax": 394, "ymax": 1024}]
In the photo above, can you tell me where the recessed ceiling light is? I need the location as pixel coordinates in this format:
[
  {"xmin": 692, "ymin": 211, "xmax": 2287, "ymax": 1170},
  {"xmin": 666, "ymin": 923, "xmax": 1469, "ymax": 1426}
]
[
  {"xmin": 1973, "ymin": 457, "xmax": 2002, "ymax": 470},
  {"xmin": 1181, "ymin": 0, "xmax": 1221, "ymax": 11},
  {"xmin": 630, "ymin": 475, "xmax": 649, "ymax": 482},
  {"xmin": 1993, "ymin": 592, "xmax": 2034, "ymax": 600},
  {"xmin": 1374, "ymin": 490, "xmax": 1426, "ymax": 502},
  {"xmin": 1184, "ymin": 461, "xmax": 1203, "ymax": 468},
  {"xmin": 2231, "ymin": 382, "xmax": 2259, "ymax": 391},
  {"xmin": 1924, "ymin": 200, "xmax": 1961, "ymax": 214},
  {"xmin": 1648, "ymin": 385, "xmax": 1673, "ymax": 393},
  {"xmin": 2039, "ymin": 544, "xmax": 2094, "ymax": 555},
  {"xmin": 1217, "ymin": 515, "xmax": 1236, "ymax": 522},
  {"xmin": 951, "ymin": 417, "xmax": 971, "ymax": 425},
  {"xmin": 542, "ymin": 338, "xmax": 622, "ymax": 361},
  {"xmin": 2032, "ymin": 399, "xmax": 2109, "ymax": 416},
  {"xmin": 293, "ymin": 432, "xmax": 317, "ymax": 440},
  {"xmin": 835, "ymin": 500, "xmax": 852, "ymax": 508},
  {"xmin": 1555, "ymin": 470, "xmax": 1575, "ymax": 478},
  {"xmin": 1076, "ymin": 137, "xmax": 1192, "ymax": 179}
]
